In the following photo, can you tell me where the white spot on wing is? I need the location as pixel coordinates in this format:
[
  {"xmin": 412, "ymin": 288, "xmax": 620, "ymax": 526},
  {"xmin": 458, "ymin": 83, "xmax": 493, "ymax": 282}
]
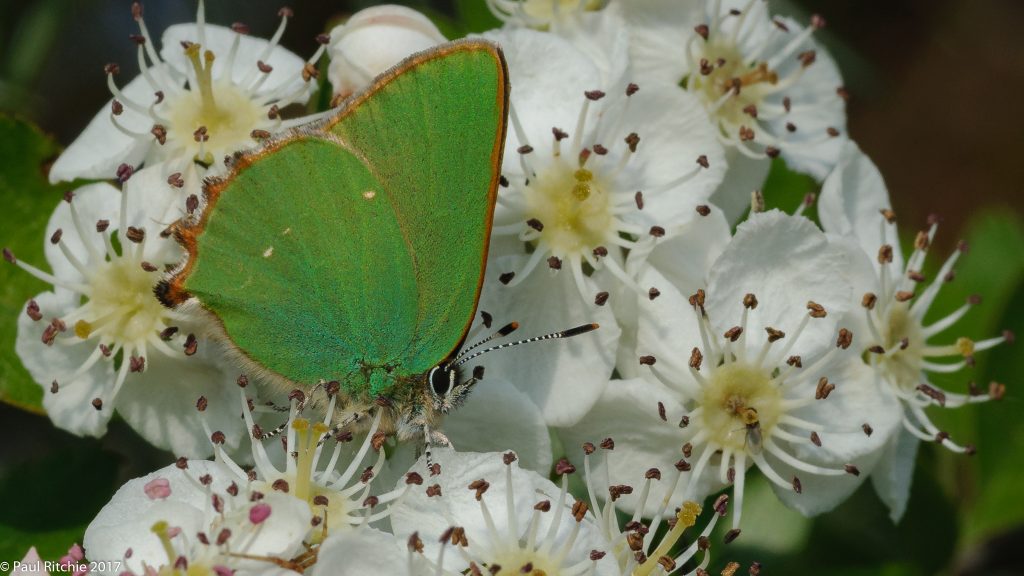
[
  {"xmin": 263, "ymin": 246, "xmax": 274, "ymax": 258},
  {"xmin": 363, "ymin": 190, "xmax": 376, "ymax": 200}
]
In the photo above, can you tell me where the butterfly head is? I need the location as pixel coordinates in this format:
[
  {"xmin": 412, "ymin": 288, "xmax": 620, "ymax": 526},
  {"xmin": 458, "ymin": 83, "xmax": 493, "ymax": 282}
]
[{"xmin": 426, "ymin": 364, "xmax": 476, "ymax": 414}]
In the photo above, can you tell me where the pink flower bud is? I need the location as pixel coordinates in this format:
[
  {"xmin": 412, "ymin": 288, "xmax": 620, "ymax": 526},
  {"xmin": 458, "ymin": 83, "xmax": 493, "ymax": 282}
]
[
  {"xmin": 143, "ymin": 478, "xmax": 172, "ymax": 500},
  {"xmin": 249, "ymin": 502, "xmax": 272, "ymax": 524}
]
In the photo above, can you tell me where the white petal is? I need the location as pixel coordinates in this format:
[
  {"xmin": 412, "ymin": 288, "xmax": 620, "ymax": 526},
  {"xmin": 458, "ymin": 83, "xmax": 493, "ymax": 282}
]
[
  {"xmin": 389, "ymin": 450, "xmax": 541, "ymax": 570},
  {"xmin": 17, "ymin": 292, "xmax": 112, "ymax": 437},
  {"xmin": 114, "ymin": 349, "xmax": 242, "ymax": 458},
  {"xmin": 554, "ymin": 8, "xmax": 631, "ymax": 88},
  {"xmin": 721, "ymin": 0, "xmax": 777, "ymax": 54},
  {"xmin": 706, "ymin": 210, "xmax": 851, "ymax": 361},
  {"xmin": 481, "ymin": 28, "xmax": 601, "ymax": 156},
  {"xmin": 643, "ymin": 205, "xmax": 731, "ymax": 296},
  {"xmin": 764, "ymin": 447, "xmax": 873, "ymax": 517},
  {"xmin": 443, "ymin": 376, "xmax": 553, "ymax": 474},
  {"xmin": 769, "ymin": 358, "xmax": 901, "ymax": 515},
  {"xmin": 49, "ymin": 73, "xmax": 164, "ymax": 183},
  {"xmin": 237, "ymin": 491, "xmax": 314, "ymax": 563},
  {"xmin": 391, "ymin": 450, "xmax": 612, "ymax": 573},
  {"xmin": 556, "ymin": 377, "xmax": 707, "ymax": 516},
  {"xmin": 828, "ymin": 233, "xmax": 882, "ymax": 340},
  {"xmin": 870, "ymin": 426, "xmax": 920, "ymax": 523},
  {"xmin": 611, "ymin": 0, "xmax": 697, "ymax": 84},
  {"xmin": 608, "ymin": 265, "xmax": 641, "ymax": 375},
  {"xmin": 629, "ymin": 267, "xmax": 702, "ymax": 383},
  {"xmin": 710, "ymin": 149, "xmax": 772, "ymax": 225},
  {"xmin": 622, "ymin": 209, "xmax": 731, "ymax": 376},
  {"xmin": 42, "ymin": 183, "xmax": 122, "ymax": 298},
  {"xmin": 85, "ymin": 461, "xmax": 310, "ymax": 575},
  {"xmin": 617, "ymin": 85, "xmax": 725, "ymax": 227},
  {"xmin": 161, "ymin": 23, "xmax": 310, "ymax": 98},
  {"xmin": 84, "ymin": 461, "xmax": 225, "ymax": 575},
  {"xmin": 759, "ymin": 18, "xmax": 847, "ymax": 179},
  {"xmin": 819, "ymin": 141, "xmax": 904, "ymax": 271},
  {"xmin": 788, "ymin": 358, "xmax": 901, "ymax": 463},
  {"xmin": 314, "ymin": 528, "xmax": 410, "ymax": 576},
  {"xmin": 123, "ymin": 165, "xmax": 190, "ymax": 234},
  {"xmin": 50, "ymin": 171, "xmax": 181, "ymax": 273},
  {"xmin": 476, "ymin": 256, "xmax": 619, "ymax": 427}
]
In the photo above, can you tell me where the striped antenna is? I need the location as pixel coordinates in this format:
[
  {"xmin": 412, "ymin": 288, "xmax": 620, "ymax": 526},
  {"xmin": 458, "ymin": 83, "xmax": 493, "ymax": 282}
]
[
  {"xmin": 452, "ymin": 321, "xmax": 520, "ymax": 365},
  {"xmin": 453, "ymin": 323, "xmax": 599, "ymax": 368}
]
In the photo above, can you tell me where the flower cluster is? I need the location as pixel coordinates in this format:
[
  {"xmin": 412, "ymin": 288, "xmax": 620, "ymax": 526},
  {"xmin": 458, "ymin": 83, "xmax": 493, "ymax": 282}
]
[
  {"xmin": 82, "ymin": 389, "xmax": 733, "ymax": 576},
  {"xmin": 2, "ymin": 0, "xmax": 1010, "ymax": 572}
]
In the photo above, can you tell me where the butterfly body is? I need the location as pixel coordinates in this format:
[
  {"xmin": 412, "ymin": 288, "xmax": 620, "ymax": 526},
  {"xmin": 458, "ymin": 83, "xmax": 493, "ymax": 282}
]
[{"xmin": 157, "ymin": 40, "xmax": 509, "ymax": 440}]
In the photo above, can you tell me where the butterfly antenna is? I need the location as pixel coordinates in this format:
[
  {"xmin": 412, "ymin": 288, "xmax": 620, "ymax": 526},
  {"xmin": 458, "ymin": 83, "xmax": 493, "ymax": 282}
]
[
  {"xmin": 452, "ymin": 321, "xmax": 520, "ymax": 365},
  {"xmin": 453, "ymin": 323, "xmax": 599, "ymax": 368}
]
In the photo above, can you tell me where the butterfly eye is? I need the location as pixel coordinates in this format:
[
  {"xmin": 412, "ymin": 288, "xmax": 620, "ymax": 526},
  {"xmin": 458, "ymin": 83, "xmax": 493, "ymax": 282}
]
[{"xmin": 429, "ymin": 366, "xmax": 453, "ymax": 397}]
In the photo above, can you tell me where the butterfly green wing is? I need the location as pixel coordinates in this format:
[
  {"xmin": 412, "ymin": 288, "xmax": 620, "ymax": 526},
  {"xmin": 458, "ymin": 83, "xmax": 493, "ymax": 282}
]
[
  {"xmin": 324, "ymin": 40, "xmax": 508, "ymax": 376},
  {"xmin": 161, "ymin": 41, "xmax": 508, "ymax": 395}
]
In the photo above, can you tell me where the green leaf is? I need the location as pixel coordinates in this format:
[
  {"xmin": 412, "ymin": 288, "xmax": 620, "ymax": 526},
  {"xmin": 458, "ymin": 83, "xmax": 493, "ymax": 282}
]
[
  {"xmin": 725, "ymin": 476, "xmax": 811, "ymax": 554},
  {"xmin": 904, "ymin": 211, "xmax": 1024, "ymax": 547},
  {"xmin": 453, "ymin": 0, "xmax": 502, "ymax": 33},
  {"xmin": 0, "ymin": 431, "xmax": 120, "ymax": 561},
  {"xmin": 759, "ymin": 158, "xmax": 820, "ymax": 223},
  {"xmin": 0, "ymin": 115, "xmax": 77, "ymax": 413},
  {"xmin": 959, "ymin": 278, "xmax": 1024, "ymax": 545},
  {"xmin": 923, "ymin": 211, "xmax": 1024, "ymax": 379}
]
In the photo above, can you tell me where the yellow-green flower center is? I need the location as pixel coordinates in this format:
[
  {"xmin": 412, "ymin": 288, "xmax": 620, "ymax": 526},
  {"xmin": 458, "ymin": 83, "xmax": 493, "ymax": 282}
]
[
  {"xmin": 81, "ymin": 257, "xmax": 169, "ymax": 345},
  {"xmin": 877, "ymin": 303, "xmax": 925, "ymax": 390},
  {"xmin": 486, "ymin": 550, "xmax": 560, "ymax": 575},
  {"xmin": 514, "ymin": 0, "xmax": 604, "ymax": 27},
  {"xmin": 165, "ymin": 45, "xmax": 266, "ymax": 164},
  {"xmin": 700, "ymin": 362, "xmax": 783, "ymax": 452},
  {"xmin": 524, "ymin": 160, "xmax": 612, "ymax": 256},
  {"xmin": 255, "ymin": 418, "xmax": 350, "ymax": 543},
  {"xmin": 688, "ymin": 42, "xmax": 778, "ymax": 129}
]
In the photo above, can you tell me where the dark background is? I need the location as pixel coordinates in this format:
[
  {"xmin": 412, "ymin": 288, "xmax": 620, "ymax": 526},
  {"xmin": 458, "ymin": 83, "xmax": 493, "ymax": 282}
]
[{"xmin": 0, "ymin": 1, "xmax": 1021, "ymax": 574}]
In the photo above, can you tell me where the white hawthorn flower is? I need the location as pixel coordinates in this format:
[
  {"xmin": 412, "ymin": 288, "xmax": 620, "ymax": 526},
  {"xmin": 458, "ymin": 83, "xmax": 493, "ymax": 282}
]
[
  {"xmin": 7, "ymin": 168, "xmax": 241, "ymax": 456},
  {"xmin": 475, "ymin": 27, "xmax": 725, "ymax": 426},
  {"xmin": 571, "ymin": 447, "xmax": 726, "ymax": 576},
  {"xmin": 83, "ymin": 460, "xmax": 312, "ymax": 576},
  {"xmin": 327, "ymin": 5, "xmax": 446, "ymax": 101},
  {"xmin": 202, "ymin": 381, "xmax": 425, "ymax": 541},
  {"xmin": 616, "ymin": 0, "xmax": 847, "ymax": 221},
  {"xmin": 389, "ymin": 450, "xmax": 619, "ymax": 576},
  {"xmin": 562, "ymin": 211, "xmax": 901, "ymax": 539},
  {"xmin": 819, "ymin": 141, "xmax": 1011, "ymax": 521},
  {"xmin": 382, "ymin": 450, "xmax": 727, "ymax": 575},
  {"xmin": 49, "ymin": 0, "xmax": 326, "ymax": 190}
]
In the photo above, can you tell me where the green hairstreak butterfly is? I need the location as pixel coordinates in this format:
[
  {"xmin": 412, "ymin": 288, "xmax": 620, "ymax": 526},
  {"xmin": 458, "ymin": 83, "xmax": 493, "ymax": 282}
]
[{"xmin": 157, "ymin": 39, "xmax": 596, "ymax": 443}]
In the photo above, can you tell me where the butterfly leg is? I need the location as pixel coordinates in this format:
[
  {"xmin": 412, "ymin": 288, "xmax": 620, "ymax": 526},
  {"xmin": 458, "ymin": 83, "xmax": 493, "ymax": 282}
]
[
  {"xmin": 258, "ymin": 387, "xmax": 323, "ymax": 440},
  {"xmin": 324, "ymin": 407, "xmax": 370, "ymax": 440},
  {"xmin": 260, "ymin": 421, "xmax": 288, "ymax": 440},
  {"xmin": 421, "ymin": 422, "xmax": 452, "ymax": 468}
]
